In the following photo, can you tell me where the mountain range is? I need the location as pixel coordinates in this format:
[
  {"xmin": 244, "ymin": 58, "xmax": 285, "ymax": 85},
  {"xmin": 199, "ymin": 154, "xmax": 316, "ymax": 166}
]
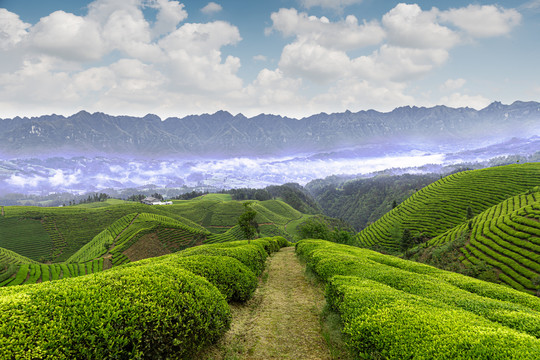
[{"xmin": 1, "ymin": 101, "xmax": 539, "ymax": 158}]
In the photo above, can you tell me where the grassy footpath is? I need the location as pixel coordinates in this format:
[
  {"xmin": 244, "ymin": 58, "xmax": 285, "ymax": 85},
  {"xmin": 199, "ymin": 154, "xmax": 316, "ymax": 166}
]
[{"xmin": 200, "ymin": 247, "xmax": 339, "ymax": 360}]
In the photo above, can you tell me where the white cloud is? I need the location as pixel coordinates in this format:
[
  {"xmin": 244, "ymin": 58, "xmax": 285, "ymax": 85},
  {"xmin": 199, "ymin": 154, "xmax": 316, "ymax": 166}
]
[
  {"xmin": 151, "ymin": 0, "xmax": 188, "ymax": 36},
  {"xmin": 30, "ymin": 11, "xmax": 106, "ymax": 62},
  {"xmin": 440, "ymin": 78, "xmax": 466, "ymax": 92},
  {"xmin": 245, "ymin": 69, "xmax": 303, "ymax": 108},
  {"xmin": 201, "ymin": 2, "xmax": 223, "ymax": 14},
  {"xmin": 270, "ymin": 8, "xmax": 384, "ymax": 51},
  {"xmin": 439, "ymin": 5, "xmax": 521, "ymax": 38},
  {"xmin": 49, "ymin": 169, "xmax": 81, "ymax": 187},
  {"xmin": 300, "ymin": 0, "xmax": 363, "ymax": 10},
  {"xmin": 440, "ymin": 92, "xmax": 491, "ymax": 109},
  {"xmin": 0, "ymin": 1, "xmax": 525, "ymax": 118},
  {"xmin": 382, "ymin": 4, "xmax": 459, "ymax": 49},
  {"xmin": 6, "ymin": 174, "xmax": 45, "ymax": 188},
  {"xmin": 0, "ymin": 9, "xmax": 30, "ymax": 50},
  {"xmin": 279, "ymin": 39, "xmax": 351, "ymax": 83}
]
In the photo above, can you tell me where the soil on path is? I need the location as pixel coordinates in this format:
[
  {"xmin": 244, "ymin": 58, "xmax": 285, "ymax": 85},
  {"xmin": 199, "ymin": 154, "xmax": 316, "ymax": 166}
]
[{"xmin": 200, "ymin": 246, "xmax": 332, "ymax": 360}]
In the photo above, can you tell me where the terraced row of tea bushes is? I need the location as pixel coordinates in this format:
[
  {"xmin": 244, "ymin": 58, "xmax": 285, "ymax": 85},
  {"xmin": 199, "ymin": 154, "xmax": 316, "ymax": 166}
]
[
  {"xmin": 66, "ymin": 213, "xmax": 138, "ymax": 263},
  {"xmin": 355, "ymin": 163, "xmax": 540, "ymax": 250},
  {"xmin": 0, "ymin": 217, "xmax": 52, "ymax": 261},
  {"xmin": 0, "ymin": 237, "xmax": 288, "ymax": 358},
  {"xmin": 0, "ymin": 246, "xmax": 38, "ymax": 265},
  {"xmin": 0, "ymin": 259, "xmax": 104, "ymax": 287},
  {"xmin": 431, "ymin": 193, "xmax": 540, "ymax": 293},
  {"xmin": 3, "ymin": 203, "xmax": 207, "ymax": 261},
  {"xmin": 68, "ymin": 213, "xmax": 210, "ymax": 264},
  {"xmin": 430, "ymin": 189, "xmax": 539, "ymax": 247},
  {"xmin": 206, "ymin": 225, "xmax": 245, "ymax": 244},
  {"xmin": 297, "ymin": 240, "xmax": 540, "ymax": 359}
]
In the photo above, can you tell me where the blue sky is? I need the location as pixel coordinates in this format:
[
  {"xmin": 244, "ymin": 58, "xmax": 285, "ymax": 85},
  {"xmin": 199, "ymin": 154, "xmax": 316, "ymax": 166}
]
[{"xmin": 0, "ymin": 0, "xmax": 539, "ymax": 118}]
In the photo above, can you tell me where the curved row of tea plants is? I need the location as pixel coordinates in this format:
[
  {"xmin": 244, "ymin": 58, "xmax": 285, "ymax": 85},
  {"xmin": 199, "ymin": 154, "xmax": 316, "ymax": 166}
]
[
  {"xmin": 0, "ymin": 259, "xmax": 104, "ymax": 287},
  {"xmin": 429, "ymin": 190, "xmax": 540, "ymax": 293},
  {"xmin": 297, "ymin": 239, "xmax": 540, "ymax": 359},
  {"xmin": 68, "ymin": 212, "xmax": 210, "ymax": 264},
  {"xmin": 355, "ymin": 163, "xmax": 540, "ymax": 250},
  {"xmin": 0, "ymin": 237, "xmax": 288, "ymax": 358}
]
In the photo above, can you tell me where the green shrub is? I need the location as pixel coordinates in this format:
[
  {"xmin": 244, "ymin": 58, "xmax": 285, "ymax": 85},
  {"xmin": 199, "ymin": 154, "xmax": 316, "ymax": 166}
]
[
  {"xmin": 297, "ymin": 240, "xmax": 540, "ymax": 359},
  {"xmin": 0, "ymin": 262, "xmax": 231, "ymax": 359},
  {"xmin": 179, "ymin": 241, "xmax": 268, "ymax": 275},
  {"xmin": 123, "ymin": 254, "xmax": 257, "ymax": 302}
]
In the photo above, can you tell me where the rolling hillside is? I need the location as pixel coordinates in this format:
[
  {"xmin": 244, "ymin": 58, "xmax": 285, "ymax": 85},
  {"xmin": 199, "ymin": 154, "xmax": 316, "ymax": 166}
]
[
  {"xmin": 425, "ymin": 188, "xmax": 540, "ymax": 294},
  {"xmin": 0, "ymin": 196, "xmax": 315, "ymax": 287},
  {"xmin": 355, "ymin": 163, "xmax": 540, "ymax": 250}
]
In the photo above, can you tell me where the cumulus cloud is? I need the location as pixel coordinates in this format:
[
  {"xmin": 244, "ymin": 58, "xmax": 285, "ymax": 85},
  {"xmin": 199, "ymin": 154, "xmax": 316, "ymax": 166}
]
[
  {"xmin": 0, "ymin": 9, "xmax": 30, "ymax": 50},
  {"xmin": 382, "ymin": 4, "xmax": 459, "ymax": 49},
  {"xmin": 0, "ymin": 1, "xmax": 524, "ymax": 118},
  {"xmin": 201, "ymin": 2, "xmax": 223, "ymax": 14},
  {"xmin": 439, "ymin": 5, "xmax": 521, "ymax": 38},
  {"xmin": 151, "ymin": 0, "xmax": 188, "ymax": 36},
  {"xmin": 30, "ymin": 11, "xmax": 106, "ymax": 62},
  {"xmin": 269, "ymin": 8, "xmax": 385, "ymax": 50}
]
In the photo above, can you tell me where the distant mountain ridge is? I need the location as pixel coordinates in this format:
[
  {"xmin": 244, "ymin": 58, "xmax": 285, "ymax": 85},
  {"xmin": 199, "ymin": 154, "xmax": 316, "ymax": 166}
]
[{"xmin": 1, "ymin": 101, "xmax": 539, "ymax": 158}]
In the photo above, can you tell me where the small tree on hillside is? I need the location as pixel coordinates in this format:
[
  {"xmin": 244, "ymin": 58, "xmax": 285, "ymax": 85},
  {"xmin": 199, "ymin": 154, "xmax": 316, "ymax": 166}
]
[
  {"xmin": 238, "ymin": 202, "xmax": 259, "ymax": 242},
  {"xmin": 400, "ymin": 228, "xmax": 413, "ymax": 252},
  {"xmin": 466, "ymin": 205, "xmax": 474, "ymax": 220}
]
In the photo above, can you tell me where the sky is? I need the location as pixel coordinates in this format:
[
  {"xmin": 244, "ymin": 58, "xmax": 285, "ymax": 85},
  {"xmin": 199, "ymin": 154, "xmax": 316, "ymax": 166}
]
[{"xmin": 0, "ymin": 0, "xmax": 539, "ymax": 119}]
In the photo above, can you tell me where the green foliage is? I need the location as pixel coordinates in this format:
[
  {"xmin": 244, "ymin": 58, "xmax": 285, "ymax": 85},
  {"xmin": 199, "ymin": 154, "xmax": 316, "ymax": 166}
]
[
  {"xmin": 237, "ymin": 203, "xmax": 259, "ymax": 240},
  {"xmin": 0, "ymin": 263, "xmax": 231, "ymax": 359},
  {"xmin": 297, "ymin": 216, "xmax": 355, "ymax": 245},
  {"xmin": 356, "ymin": 163, "xmax": 540, "ymax": 250},
  {"xmin": 309, "ymin": 173, "xmax": 439, "ymax": 231},
  {"xmin": 0, "ymin": 217, "xmax": 52, "ymax": 261},
  {"xmin": 296, "ymin": 240, "xmax": 540, "ymax": 359},
  {"xmin": 427, "ymin": 188, "xmax": 540, "ymax": 294}
]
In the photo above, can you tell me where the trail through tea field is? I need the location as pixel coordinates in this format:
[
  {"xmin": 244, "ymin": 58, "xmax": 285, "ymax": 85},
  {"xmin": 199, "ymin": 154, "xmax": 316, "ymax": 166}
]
[{"xmin": 200, "ymin": 246, "xmax": 335, "ymax": 359}]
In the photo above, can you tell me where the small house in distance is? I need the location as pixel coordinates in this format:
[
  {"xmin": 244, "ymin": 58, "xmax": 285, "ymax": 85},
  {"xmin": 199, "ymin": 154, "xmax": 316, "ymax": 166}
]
[{"xmin": 141, "ymin": 196, "xmax": 172, "ymax": 205}]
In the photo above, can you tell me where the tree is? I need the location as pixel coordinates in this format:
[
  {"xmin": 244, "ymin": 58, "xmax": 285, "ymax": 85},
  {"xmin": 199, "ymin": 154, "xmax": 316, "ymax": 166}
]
[
  {"xmin": 392, "ymin": 200, "xmax": 397, "ymax": 209},
  {"xmin": 466, "ymin": 205, "xmax": 474, "ymax": 220},
  {"xmin": 400, "ymin": 228, "xmax": 413, "ymax": 252},
  {"xmin": 237, "ymin": 203, "xmax": 259, "ymax": 242},
  {"xmin": 298, "ymin": 218, "xmax": 331, "ymax": 240}
]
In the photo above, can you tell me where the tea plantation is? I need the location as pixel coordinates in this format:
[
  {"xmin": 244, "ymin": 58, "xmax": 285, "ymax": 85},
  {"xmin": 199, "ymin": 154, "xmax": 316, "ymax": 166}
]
[
  {"xmin": 427, "ymin": 187, "xmax": 540, "ymax": 293},
  {"xmin": 0, "ymin": 237, "xmax": 288, "ymax": 359},
  {"xmin": 297, "ymin": 239, "xmax": 540, "ymax": 359},
  {"xmin": 0, "ymin": 197, "xmax": 312, "ymax": 287},
  {"xmin": 355, "ymin": 163, "xmax": 540, "ymax": 250}
]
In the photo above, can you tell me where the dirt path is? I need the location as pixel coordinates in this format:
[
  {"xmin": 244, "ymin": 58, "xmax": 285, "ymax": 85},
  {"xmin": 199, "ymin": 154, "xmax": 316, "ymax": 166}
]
[{"xmin": 200, "ymin": 246, "xmax": 332, "ymax": 360}]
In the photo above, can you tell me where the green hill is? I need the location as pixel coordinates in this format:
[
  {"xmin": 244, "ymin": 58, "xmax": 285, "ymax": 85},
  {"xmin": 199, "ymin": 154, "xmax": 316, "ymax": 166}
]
[
  {"xmin": 355, "ymin": 163, "xmax": 540, "ymax": 250},
  {"xmin": 422, "ymin": 188, "xmax": 540, "ymax": 293},
  {"xmin": 0, "ymin": 197, "xmax": 318, "ymax": 287}
]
